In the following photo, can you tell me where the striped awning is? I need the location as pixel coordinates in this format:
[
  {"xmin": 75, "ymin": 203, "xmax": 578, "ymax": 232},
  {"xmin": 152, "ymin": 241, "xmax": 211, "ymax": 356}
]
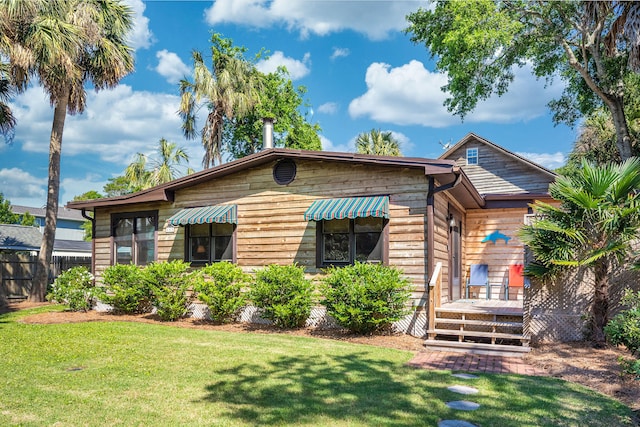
[
  {"xmin": 167, "ymin": 205, "xmax": 237, "ymax": 226},
  {"xmin": 304, "ymin": 196, "xmax": 389, "ymax": 221}
]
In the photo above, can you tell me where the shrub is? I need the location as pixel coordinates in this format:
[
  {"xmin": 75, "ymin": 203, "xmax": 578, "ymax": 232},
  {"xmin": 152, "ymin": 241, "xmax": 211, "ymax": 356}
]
[
  {"xmin": 101, "ymin": 264, "xmax": 151, "ymax": 314},
  {"xmin": 605, "ymin": 289, "xmax": 640, "ymax": 359},
  {"xmin": 250, "ymin": 264, "xmax": 313, "ymax": 329},
  {"xmin": 321, "ymin": 262, "xmax": 411, "ymax": 334},
  {"xmin": 195, "ymin": 262, "xmax": 249, "ymax": 323},
  {"xmin": 46, "ymin": 266, "xmax": 97, "ymax": 311},
  {"xmin": 143, "ymin": 260, "xmax": 196, "ymax": 321}
]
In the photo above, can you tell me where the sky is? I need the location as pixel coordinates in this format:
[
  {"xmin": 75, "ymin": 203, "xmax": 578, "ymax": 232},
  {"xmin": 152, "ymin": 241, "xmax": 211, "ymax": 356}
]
[{"xmin": 0, "ymin": 0, "xmax": 577, "ymax": 209}]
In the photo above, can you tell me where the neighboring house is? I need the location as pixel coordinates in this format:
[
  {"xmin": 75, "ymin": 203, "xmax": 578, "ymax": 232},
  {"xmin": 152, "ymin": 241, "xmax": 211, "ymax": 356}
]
[
  {"xmin": 0, "ymin": 222, "xmax": 91, "ymax": 257},
  {"xmin": 12, "ymin": 205, "xmax": 86, "ymax": 241},
  {"xmin": 0, "ymin": 224, "xmax": 42, "ymax": 254},
  {"xmin": 68, "ymin": 130, "xmax": 567, "ymax": 350}
]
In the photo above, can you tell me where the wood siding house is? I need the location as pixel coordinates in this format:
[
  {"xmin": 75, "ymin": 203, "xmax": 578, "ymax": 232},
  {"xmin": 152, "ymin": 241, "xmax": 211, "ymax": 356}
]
[{"xmin": 67, "ymin": 133, "xmax": 559, "ymax": 343}]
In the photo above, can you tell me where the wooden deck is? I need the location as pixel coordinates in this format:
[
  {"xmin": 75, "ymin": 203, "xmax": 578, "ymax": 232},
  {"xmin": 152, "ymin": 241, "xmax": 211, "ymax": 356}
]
[{"xmin": 425, "ymin": 299, "xmax": 528, "ymax": 357}]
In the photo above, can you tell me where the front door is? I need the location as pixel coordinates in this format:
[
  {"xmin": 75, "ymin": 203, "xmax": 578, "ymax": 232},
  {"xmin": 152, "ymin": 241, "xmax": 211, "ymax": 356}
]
[{"xmin": 448, "ymin": 208, "xmax": 462, "ymax": 301}]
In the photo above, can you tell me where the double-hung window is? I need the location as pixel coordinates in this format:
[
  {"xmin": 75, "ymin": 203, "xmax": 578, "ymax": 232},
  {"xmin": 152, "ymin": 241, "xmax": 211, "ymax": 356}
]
[
  {"xmin": 466, "ymin": 147, "xmax": 479, "ymax": 165},
  {"xmin": 187, "ymin": 222, "xmax": 234, "ymax": 264},
  {"xmin": 305, "ymin": 196, "xmax": 389, "ymax": 268},
  {"xmin": 320, "ymin": 216, "xmax": 385, "ymax": 266},
  {"xmin": 112, "ymin": 211, "xmax": 157, "ymax": 266}
]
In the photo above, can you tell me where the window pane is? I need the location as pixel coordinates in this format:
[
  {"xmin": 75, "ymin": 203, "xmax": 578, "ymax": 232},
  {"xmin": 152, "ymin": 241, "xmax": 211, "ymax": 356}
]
[
  {"xmin": 135, "ymin": 217, "xmax": 156, "ymax": 266},
  {"xmin": 214, "ymin": 235, "xmax": 233, "ymax": 261},
  {"xmin": 114, "ymin": 218, "xmax": 133, "ymax": 264},
  {"xmin": 355, "ymin": 216, "xmax": 383, "ymax": 232},
  {"xmin": 136, "ymin": 239, "xmax": 155, "ymax": 266},
  {"xmin": 355, "ymin": 231, "xmax": 382, "ymax": 263},
  {"xmin": 190, "ymin": 236, "xmax": 210, "ymax": 262},
  {"xmin": 322, "ymin": 219, "xmax": 349, "ymax": 263},
  {"xmin": 323, "ymin": 218, "xmax": 349, "ymax": 233},
  {"xmin": 212, "ymin": 222, "xmax": 233, "ymax": 236},
  {"xmin": 190, "ymin": 223, "xmax": 209, "ymax": 237}
]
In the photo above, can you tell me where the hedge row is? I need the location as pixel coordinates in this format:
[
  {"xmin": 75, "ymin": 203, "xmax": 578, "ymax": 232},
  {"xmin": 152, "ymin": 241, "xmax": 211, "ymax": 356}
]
[{"xmin": 48, "ymin": 261, "xmax": 412, "ymax": 333}]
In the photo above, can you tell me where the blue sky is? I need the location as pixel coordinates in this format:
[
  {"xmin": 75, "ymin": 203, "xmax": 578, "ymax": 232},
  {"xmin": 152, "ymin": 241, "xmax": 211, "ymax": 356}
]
[{"xmin": 0, "ymin": 0, "xmax": 576, "ymax": 208}]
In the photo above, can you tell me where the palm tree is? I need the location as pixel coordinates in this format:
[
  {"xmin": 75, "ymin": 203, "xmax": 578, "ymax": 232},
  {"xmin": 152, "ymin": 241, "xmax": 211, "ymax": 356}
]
[
  {"xmin": 125, "ymin": 138, "xmax": 193, "ymax": 190},
  {"xmin": 0, "ymin": 62, "xmax": 17, "ymax": 143},
  {"xmin": 519, "ymin": 158, "xmax": 640, "ymax": 346},
  {"xmin": 355, "ymin": 129, "xmax": 402, "ymax": 156},
  {"xmin": 179, "ymin": 34, "xmax": 260, "ymax": 168},
  {"xmin": 0, "ymin": 0, "xmax": 135, "ymax": 301}
]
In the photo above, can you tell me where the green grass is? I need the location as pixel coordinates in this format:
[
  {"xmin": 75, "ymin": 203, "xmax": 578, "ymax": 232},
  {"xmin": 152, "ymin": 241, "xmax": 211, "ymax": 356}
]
[{"xmin": 0, "ymin": 306, "xmax": 636, "ymax": 426}]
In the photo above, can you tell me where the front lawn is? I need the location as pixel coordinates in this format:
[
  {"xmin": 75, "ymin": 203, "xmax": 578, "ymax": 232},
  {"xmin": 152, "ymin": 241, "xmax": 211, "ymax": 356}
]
[{"xmin": 0, "ymin": 306, "xmax": 636, "ymax": 426}]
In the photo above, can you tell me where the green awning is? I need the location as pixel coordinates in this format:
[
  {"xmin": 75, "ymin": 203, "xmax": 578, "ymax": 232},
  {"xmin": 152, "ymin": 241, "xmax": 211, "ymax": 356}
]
[
  {"xmin": 167, "ymin": 205, "xmax": 237, "ymax": 226},
  {"xmin": 304, "ymin": 196, "xmax": 389, "ymax": 221}
]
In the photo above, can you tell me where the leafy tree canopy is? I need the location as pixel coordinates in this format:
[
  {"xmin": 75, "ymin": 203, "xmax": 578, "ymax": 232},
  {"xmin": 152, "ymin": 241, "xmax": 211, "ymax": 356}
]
[
  {"xmin": 519, "ymin": 158, "xmax": 640, "ymax": 344},
  {"xmin": 0, "ymin": 192, "xmax": 35, "ymax": 226},
  {"xmin": 181, "ymin": 34, "xmax": 321, "ymax": 166},
  {"xmin": 355, "ymin": 129, "xmax": 402, "ymax": 156},
  {"xmin": 406, "ymin": 1, "xmax": 640, "ymax": 160}
]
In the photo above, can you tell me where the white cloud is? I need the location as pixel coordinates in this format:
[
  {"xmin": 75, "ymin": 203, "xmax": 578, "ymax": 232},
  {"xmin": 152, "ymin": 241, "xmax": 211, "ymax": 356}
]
[
  {"xmin": 317, "ymin": 102, "xmax": 338, "ymax": 115},
  {"xmin": 349, "ymin": 60, "xmax": 564, "ymax": 128},
  {"xmin": 349, "ymin": 60, "xmax": 452, "ymax": 127},
  {"xmin": 0, "ymin": 168, "xmax": 46, "ymax": 206},
  {"xmin": 204, "ymin": 0, "xmax": 428, "ymax": 40},
  {"xmin": 255, "ymin": 51, "xmax": 310, "ymax": 80},
  {"xmin": 60, "ymin": 175, "xmax": 108, "ymax": 206},
  {"xmin": 320, "ymin": 135, "xmax": 352, "ymax": 153},
  {"xmin": 126, "ymin": 0, "xmax": 154, "ymax": 50},
  {"xmin": 155, "ymin": 50, "xmax": 191, "ymax": 84},
  {"xmin": 8, "ymin": 85, "xmax": 205, "ymax": 206},
  {"xmin": 331, "ymin": 47, "xmax": 350, "ymax": 60},
  {"xmin": 12, "ymin": 85, "xmax": 201, "ymax": 165},
  {"xmin": 517, "ymin": 151, "xmax": 566, "ymax": 170}
]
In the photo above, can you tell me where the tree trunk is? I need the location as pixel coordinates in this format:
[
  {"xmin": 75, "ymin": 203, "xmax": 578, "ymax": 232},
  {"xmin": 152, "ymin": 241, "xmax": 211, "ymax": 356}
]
[
  {"xmin": 607, "ymin": 97, "xmax": 634, "ymax": 161},
  {"xmin": 29, "ymin": 90, "xmax": 69, "ymax": 302},
  {"xmin": 591, "ymin": 259, "xmax": 610, "ymax": 347}
]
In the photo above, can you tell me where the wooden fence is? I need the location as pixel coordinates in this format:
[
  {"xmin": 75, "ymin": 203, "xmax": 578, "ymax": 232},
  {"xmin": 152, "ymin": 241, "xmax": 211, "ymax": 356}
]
[{"xmin": 0, "ymin": 254, "xmax": 91, "ymax": 300}]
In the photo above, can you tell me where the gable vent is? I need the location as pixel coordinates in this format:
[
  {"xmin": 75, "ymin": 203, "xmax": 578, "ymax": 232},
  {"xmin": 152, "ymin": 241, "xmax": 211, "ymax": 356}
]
[{"xmin": 273, "ymin": 159, "xmax": 297, "ymax": 185}]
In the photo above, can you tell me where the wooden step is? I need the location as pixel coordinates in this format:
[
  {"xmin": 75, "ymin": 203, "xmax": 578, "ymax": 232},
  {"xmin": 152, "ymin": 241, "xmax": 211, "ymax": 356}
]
[
  {"xmin": 423, "ymin": 339, "xmax": 531, "ymax": 357},
  {"xmin": 434, "ymin": 318, "xmax": 522, "ymax": 328},
  {"xmin": 428, "ymin": 328, "xmax": 526, "ymax": 341},
  {"xmin": 435, "ymin": 306, "xmax": 523, "ymax": 317}
]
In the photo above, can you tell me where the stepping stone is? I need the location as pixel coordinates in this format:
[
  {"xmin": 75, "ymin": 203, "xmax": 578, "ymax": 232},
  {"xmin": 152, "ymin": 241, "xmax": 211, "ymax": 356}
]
[
  {"xmin": 452, "ymin": 373, "xmax": 478, "ymax": 380},
  {"xmin": 445, "ymin": 400, "xmax": 480, "ymax": 411},
  {"xmin": 448, "ymin": 385, "xmax": 479, "ymax": 395},
  {"xmin": 438, "ymin": 420, "xmax": 478, "ymax": 427}
]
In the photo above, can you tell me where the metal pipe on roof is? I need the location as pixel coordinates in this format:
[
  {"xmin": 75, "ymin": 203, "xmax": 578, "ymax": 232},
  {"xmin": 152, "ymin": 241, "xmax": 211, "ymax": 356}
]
[{"xmin": 262, "ymin": 117, "xmax": 275, "ymax": 150}]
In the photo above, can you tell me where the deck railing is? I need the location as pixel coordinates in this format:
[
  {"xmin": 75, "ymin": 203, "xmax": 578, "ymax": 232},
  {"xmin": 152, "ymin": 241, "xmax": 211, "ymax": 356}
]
[{"xmin": 427, "ymin": 261, "xmax": 442, "ymax": 336}]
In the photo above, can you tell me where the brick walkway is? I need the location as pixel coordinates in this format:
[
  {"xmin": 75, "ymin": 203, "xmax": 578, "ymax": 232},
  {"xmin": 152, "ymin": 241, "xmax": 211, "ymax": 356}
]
[{"xmin": 407, "ymin": 351, "xmax": 546, "ymax": 376}]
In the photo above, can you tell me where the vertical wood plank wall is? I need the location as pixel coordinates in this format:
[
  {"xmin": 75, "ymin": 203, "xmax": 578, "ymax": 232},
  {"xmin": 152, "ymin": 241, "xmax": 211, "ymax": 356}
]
[
  {"xmin": 464, "ymin": 208, "xmax": 528, "ymax": 295},
  {"xmin": 92, "ymin": 160, "xmax": 437, "ymax": 306}
]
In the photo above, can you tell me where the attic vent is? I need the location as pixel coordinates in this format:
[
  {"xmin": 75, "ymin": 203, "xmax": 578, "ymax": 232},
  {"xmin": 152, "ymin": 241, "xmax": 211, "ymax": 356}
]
[{"xmin": 273, "ymin": 159, "xmax": 297, "ymax": 185}]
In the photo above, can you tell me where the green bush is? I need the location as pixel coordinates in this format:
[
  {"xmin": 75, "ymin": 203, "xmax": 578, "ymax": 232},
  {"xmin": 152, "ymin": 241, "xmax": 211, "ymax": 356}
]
[
  {"xmin": 195, "ymin": 262, "xmax": 249, "ymax": 323},
  {"xmin": 321, "ymin": 262, "xmax": 411, "ymax": 334},
  {"xmin": 46, "ymin": 266, "xmax": 97, "ymax": 311},
  {"xmin": 605, "ymin": 290, "xmax": 640, "ymax": 371},
  {"xmin": 250, "ymin": 264, "xmax": 313, "ymax": 329},
  {"xmin": 144, "ymin": 260, "xmax": 196, "ymax": 321},
  {"xmin": 101, "ymin": 264, "xmax": 151, "ymax": 314}
]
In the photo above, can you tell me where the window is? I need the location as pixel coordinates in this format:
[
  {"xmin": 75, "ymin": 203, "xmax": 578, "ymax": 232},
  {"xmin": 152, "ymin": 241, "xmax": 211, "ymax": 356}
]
[
  {"xmin": 112, "ymin": 211, "xmax": 157, "ymax": 266},
  {"xmin": 186, "ymin": 222, "xmax": 234, "ymax": 264},
  {"xmin": 319, "ymin": 216, "xmax": 385, "ymax": 266},
  {"xmin": 466, "ymin": 147, "xmax": 479, "ymax": 165}
]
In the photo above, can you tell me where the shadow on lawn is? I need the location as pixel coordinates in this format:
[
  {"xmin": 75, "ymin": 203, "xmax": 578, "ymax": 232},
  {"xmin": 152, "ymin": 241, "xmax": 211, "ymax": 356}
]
[{"xmin": 198, "ymin": 351, "xmax": 635, "ymax": 426}]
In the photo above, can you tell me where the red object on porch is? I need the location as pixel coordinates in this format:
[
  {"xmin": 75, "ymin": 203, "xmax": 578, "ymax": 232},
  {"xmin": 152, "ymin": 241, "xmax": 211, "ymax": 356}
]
[{"xmin": 506, "ymin": 264, "xmax": 524, "ymax": 300}]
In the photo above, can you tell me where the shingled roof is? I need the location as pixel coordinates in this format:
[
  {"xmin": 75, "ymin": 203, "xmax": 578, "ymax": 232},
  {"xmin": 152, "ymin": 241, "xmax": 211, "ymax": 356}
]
[{"xmin": 0, "ymin": 224, "xmax": 42, "ymax": 251}]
